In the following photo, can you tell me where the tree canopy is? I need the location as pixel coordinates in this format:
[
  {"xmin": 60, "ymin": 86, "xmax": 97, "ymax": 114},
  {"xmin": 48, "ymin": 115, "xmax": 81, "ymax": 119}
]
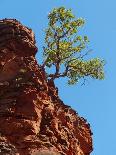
[{"xmin": 42, "ymin": 7, "xmax": 105, "ymax": 85}]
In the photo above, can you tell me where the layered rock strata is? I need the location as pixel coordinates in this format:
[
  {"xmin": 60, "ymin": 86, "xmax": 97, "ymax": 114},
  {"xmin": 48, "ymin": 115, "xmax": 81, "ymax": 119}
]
[{"xmin": 0, "ymin": 19, "xmax": 93, "ymax": 155}]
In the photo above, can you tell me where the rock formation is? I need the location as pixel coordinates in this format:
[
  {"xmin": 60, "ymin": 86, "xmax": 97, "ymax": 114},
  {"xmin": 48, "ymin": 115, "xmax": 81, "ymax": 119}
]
[{"xmin": 0, "ymin": 19, "xmax": 93, "ymax": 155}]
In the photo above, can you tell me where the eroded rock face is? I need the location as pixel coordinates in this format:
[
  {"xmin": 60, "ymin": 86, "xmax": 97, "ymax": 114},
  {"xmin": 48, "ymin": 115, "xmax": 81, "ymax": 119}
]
[{"xmin": 0, "ymin": 19, "xmax": 93, "ymax": 155}]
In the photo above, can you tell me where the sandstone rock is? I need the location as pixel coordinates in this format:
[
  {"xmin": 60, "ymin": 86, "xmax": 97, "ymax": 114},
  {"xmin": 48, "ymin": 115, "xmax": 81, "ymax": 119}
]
[{"xmin": 0, "ymin": 19, "xmax": 93, "ymax": 155}]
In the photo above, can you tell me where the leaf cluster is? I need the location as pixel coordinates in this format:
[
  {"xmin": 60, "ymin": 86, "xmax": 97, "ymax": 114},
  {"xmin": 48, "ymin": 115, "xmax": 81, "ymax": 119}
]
[{"xmin": 42, "ymin": 7, "xmax": 105, "ymax": 85}]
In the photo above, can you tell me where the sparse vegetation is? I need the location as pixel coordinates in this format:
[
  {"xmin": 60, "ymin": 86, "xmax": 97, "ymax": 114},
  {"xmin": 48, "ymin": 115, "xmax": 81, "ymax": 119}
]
[{"xmin": 42, "ymin": 7, "xmax": 104, "ymax": 85}]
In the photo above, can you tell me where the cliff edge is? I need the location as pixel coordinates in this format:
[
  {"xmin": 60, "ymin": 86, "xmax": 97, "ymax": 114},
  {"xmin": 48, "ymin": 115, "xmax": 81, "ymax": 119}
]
[{"xmin": 0, "ymin": 19, "xmax": 93, "ymax": 155}]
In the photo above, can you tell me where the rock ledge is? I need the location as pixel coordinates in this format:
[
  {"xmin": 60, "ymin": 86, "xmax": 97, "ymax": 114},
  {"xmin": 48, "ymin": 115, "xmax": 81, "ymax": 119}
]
[{"xmin": 0, "ymin": 19, "xmax": 93, "ymax": 155}]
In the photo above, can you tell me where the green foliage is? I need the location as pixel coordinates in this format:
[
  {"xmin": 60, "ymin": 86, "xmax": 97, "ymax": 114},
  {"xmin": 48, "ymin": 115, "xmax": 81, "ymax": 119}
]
[{"xmin": 42, "ymin": 7, "xmax": 105, "ymax": 84}]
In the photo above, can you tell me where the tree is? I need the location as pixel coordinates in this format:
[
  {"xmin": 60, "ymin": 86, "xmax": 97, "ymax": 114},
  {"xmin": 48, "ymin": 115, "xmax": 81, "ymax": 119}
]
[{"xmin": 42, "ymin": 7, "xmax": 104, "ymax": 85}]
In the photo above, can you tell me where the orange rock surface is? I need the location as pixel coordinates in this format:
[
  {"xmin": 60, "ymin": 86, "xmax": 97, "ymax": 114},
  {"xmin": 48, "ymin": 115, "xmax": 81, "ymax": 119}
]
[{"xmin": 0, "ymin": 19, "xmax": 93, "ymax": 155}]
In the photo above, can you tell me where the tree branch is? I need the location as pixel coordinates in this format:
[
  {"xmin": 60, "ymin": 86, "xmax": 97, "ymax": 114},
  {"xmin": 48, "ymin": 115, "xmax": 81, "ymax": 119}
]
[{"xmin": 48, "ymin": 65, "xmax": 69, "ymax": 80}]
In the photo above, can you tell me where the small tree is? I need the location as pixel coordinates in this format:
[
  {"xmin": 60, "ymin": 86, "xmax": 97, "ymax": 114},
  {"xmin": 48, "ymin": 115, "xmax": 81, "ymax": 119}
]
[{"xmin": 42, "ymin": 7, "xmax": 104, "ymax": 85}]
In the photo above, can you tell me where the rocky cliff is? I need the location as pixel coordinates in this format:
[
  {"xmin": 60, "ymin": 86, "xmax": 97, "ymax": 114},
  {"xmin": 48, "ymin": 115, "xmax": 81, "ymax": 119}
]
[{"xmin": 0, "ymin": 19, "xmax": 93, "ymax": 155}]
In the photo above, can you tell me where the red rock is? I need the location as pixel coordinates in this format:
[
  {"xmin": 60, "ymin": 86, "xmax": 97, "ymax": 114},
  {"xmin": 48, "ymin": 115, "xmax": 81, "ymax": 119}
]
[{"xmin": 0, "ymin": 19, "xmax": 93, "ymax": 155}]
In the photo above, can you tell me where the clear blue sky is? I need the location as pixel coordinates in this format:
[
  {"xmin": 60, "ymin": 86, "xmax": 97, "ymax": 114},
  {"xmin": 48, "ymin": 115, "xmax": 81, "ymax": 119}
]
[{"xmin": 0, "ymin": 0, "xmax": 115, "ymax": 154}]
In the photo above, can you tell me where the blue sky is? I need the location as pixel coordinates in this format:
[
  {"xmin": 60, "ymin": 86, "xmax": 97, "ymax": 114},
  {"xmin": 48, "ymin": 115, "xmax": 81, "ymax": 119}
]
[{"xmin": 0, "ymin": 0, "xmax": 115, "ymax": 154}]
